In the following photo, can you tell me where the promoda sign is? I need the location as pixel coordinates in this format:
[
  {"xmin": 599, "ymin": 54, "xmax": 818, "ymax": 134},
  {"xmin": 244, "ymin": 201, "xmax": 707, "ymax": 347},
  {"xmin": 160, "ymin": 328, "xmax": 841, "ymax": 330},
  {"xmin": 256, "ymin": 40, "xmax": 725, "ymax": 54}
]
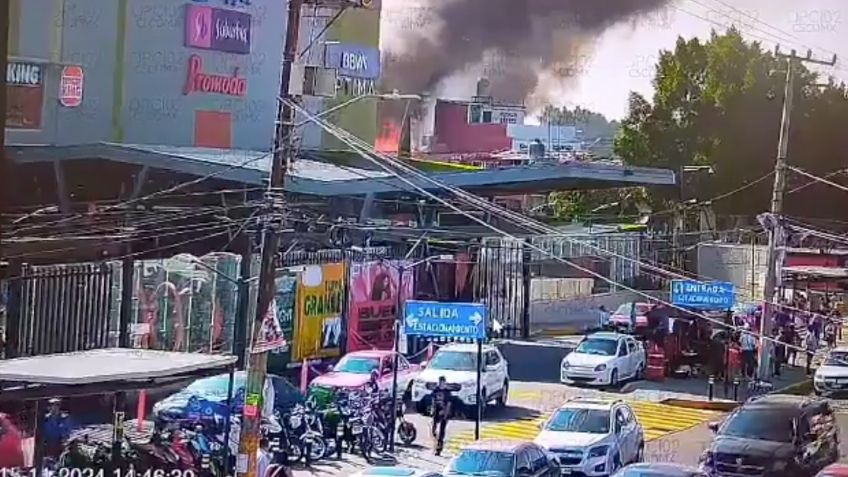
[{"xmin": 184, "ymin": 55, "xmax": 246, "ymax": 97}]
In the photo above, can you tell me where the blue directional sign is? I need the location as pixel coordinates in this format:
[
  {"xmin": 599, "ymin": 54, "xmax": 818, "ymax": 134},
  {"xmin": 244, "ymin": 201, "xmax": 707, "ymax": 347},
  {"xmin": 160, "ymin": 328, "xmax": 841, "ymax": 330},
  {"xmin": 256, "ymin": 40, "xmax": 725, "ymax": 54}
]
[
  {"xmin": 404, "ymin": 300, "xmax": 488, "ymax": 340},
  {"xmin": 671, "ymin": 280, "xmax": 736, "ymax": 310}
]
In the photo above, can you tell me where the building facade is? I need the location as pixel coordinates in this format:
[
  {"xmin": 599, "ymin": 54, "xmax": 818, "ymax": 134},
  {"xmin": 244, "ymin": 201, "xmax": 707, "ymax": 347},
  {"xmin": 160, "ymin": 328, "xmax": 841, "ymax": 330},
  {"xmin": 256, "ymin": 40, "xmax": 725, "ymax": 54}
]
[{"xmin": 6, "ymin": 0, "xmax": 382, "ymax": 151}]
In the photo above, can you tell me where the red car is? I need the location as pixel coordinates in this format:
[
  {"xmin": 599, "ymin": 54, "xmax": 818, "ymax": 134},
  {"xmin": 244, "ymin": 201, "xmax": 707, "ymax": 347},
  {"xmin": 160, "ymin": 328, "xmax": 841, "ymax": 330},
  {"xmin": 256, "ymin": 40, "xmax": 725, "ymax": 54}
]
[
  {"xmin": 0, "ymin": 413, "xmax": 25, "ymax": 468},
  {"xmin": 610, "ymin": 302, "xmax": 652, "ymax": 329},
  {"xmin": 818, "ymin": 464, "xmax": 848, "ymax": 477}
]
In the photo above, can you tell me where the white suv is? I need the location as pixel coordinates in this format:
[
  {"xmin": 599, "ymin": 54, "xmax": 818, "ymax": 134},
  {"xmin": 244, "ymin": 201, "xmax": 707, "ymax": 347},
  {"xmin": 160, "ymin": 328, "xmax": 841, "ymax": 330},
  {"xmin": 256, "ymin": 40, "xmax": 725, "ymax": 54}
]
[
  {"xmin": 412, "ymin": 343, "xmax": 509, "ymax": 415},
  {"xmin": 534, "ymin": 398, "xmax": 644, "ymax": 476}
]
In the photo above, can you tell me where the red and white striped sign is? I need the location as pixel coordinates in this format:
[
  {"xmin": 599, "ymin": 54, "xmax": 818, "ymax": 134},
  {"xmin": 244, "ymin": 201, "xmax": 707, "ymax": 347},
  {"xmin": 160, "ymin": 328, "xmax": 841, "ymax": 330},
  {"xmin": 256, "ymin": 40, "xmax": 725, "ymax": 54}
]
[{"xmin": 59, "ymin": 65, "xmax": 84, "ymax": 107}]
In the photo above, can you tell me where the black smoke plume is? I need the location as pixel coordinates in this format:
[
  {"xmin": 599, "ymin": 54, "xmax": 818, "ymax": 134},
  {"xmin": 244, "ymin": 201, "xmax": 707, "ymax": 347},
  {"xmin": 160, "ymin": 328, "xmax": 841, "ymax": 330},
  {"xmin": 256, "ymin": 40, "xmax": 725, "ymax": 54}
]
[{"xmin": 382, "ymin": 0, "xmax": 672, "ymax": 104}]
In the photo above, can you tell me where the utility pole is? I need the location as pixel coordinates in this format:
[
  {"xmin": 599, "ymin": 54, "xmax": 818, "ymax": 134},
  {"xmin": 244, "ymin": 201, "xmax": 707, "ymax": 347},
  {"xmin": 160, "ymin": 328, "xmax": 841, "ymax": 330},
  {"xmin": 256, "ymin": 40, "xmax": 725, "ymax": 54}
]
[
  {"xmin": 1, "ymin": 0, "xmax": 10, "ymax": 272},
  {"xmin": 757, "ymin": 47, "xmax": 836, "ymax": 381},
  {"xmin": 236, "ymin": 0, "xmax": 303, "ymax": 475}
]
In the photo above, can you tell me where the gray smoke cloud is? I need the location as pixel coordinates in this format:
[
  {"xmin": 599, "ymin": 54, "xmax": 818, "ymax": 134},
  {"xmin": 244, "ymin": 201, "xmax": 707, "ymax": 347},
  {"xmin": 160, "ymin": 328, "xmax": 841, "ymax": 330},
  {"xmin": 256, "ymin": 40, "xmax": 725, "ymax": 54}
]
[{"xmin": 382, "ymin": 0, "xmax": 673, "ymax": 105}]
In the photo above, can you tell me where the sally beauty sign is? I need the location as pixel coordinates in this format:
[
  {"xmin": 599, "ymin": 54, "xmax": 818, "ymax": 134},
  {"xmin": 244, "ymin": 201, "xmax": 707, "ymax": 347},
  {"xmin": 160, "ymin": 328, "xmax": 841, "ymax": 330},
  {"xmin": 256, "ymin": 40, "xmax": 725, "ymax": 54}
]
[{"xmin": 185, "ymin": 4, "xmax": 252, "ymax": 55}]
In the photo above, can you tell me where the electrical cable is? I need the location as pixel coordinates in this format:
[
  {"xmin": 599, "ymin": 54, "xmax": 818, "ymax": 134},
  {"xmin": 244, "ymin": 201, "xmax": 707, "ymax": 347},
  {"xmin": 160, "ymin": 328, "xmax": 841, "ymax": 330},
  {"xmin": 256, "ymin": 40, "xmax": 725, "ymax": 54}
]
[
  {"xmin": 3, "ymin": 216, "xmax": 259, "ymax": 263},
  {"xmin": 290, "ymin": 98, "xmax": 840, "ymax": 360},
  {"xmin": 5, "ymin": 145, "xmax": 282, "ymax": 237}
]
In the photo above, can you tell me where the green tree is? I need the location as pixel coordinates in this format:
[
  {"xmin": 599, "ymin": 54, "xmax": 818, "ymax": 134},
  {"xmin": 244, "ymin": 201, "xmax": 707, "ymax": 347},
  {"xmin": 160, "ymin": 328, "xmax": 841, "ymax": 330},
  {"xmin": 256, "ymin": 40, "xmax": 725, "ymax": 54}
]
[
  {"xmin": 614, "ymin": 28, "xmax": 848, "ymax": 221},
  {"xmin": 549, "ymin": 187, "xmax": 649, "ymax": 223}
]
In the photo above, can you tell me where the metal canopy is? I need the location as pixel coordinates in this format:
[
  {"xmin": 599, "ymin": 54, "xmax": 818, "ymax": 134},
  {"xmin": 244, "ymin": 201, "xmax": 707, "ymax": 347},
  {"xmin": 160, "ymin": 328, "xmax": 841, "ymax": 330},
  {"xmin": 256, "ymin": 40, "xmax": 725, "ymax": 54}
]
[
  {"xmin": 0, "ymin": 348, "xmax": 236, "ymax": 385},
  {"xmin": 9, "ymin": 143, "xmax": 676, "ymax": 197}
]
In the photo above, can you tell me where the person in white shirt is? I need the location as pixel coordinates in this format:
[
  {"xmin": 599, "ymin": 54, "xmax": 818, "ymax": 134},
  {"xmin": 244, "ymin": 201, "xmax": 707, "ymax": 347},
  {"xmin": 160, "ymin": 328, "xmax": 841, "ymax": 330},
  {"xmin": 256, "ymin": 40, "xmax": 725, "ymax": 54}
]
[
  {"xmin": 257, "ymin": 438, "xmax": 271, "ymax": 477},
  {"xmin": 739, "ymin": 325, "xmax": 758, "ymax": 378},
  {"xmin": 805, "ymin": 331, "xmax": 819, "ymax": 375}
]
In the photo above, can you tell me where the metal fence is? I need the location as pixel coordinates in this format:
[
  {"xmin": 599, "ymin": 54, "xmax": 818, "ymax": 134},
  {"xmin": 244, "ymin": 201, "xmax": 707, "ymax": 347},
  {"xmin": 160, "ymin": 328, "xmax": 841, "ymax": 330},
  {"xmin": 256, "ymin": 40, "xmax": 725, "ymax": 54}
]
[
  {"xmin": 478, "ymin": 238, "xmax": 526, "ymax": 339},
  {"xmin": 17, "ymin": 262, "xmax": 120, "ymax": 356}
]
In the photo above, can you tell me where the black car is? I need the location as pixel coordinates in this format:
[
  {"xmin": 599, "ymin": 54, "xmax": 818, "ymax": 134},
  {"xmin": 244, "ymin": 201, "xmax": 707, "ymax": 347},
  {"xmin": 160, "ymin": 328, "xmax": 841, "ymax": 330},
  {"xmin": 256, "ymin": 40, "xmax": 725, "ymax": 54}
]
[
  {"xmin": 613, "ymin": 463, "xmax": 707, "ymax": 476},
  {"xmin": 700, "ymin": 394, "xmax": 839, "ymax": 477},
  {"xmin": 446, "ymin": 439, "xmax": 560, "ymax": 477},
  {"xmin": 152, "ymin": 371, "xmax": 304, "ymax": 423}
]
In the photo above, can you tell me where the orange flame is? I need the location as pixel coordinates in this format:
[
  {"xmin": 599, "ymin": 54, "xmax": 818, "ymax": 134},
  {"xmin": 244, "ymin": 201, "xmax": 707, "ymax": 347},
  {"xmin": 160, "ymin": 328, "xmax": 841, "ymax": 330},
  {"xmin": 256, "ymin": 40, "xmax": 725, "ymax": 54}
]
[{"xmin": 376, "ymin": 120, "xmax": 402, "ymax": 154}]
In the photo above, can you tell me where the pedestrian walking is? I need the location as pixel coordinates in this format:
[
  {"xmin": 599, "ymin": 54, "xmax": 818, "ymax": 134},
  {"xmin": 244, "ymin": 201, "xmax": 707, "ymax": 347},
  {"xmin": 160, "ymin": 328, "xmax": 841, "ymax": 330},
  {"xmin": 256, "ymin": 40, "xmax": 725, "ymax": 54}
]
[
  {"xmin": 598, "ymin": 305, "xmax": 611, "ymax": 331},
  {"xmin": 825, "ymin": 318, "xmax": 838, "ymax": 348},
  {"xmin": 44, "ymin": 398, "xmax": 73, "ymax": 458},
  {"xmin": 805, "ymin": 330, "xmax": 819, "ymax": 375},
  {"xmin": 430, "ymin": 376, "xmax": 454, "ymax": 456},
  {"xmin": 773, "ymin": 329, "xmax": 786, "ymax": 377},
  {"xmin": 740, "ymin": 325, "xmax": 758, "ymax": 379},
  {"xmin": 784, "ymin": 324, "xmax": 797, "ymax": 366}
]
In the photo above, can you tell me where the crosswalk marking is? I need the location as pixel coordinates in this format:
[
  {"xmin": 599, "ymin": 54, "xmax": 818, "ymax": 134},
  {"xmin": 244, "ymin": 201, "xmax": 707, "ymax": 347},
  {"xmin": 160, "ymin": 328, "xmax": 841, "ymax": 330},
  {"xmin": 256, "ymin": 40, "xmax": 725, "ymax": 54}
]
[{"xmin": 444, "ymin": 401, "xmax": 719, "ymax": 455}]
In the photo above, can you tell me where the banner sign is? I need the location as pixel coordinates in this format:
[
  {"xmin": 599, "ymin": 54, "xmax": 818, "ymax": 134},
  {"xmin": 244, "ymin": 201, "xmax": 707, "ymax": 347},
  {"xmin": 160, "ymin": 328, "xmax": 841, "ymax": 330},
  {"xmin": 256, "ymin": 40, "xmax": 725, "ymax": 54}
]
[
  {"xmin": 6, "ymin": 61, "xmax": 44, "ymax": 130},
  {"xmin": 347, "ymin": 261, "xmax": 414, "ymax": 352},
  {"xmin": 185, "ymin": 4, "xmax": 252, "ymax": 54},
  {"xmin": 251, "ymin": 298, "xmax": 286, "ymax": 353},
  {"xmin": 404, "ymin": 301, "xmax": 488, "ymax": 340},
  {"xmin": 325, "ymin": 43, "xmax": 381, "ymax": 80},
  {"xmin": 671, "ymin": 280, "xmax": 736, "ymax": 310},
  {"xmin": 268, "ymin": 272, "xmax": 297, "ymax": 371},
  {"xmin": 295, "ymin": 263, "xmax": 345, "ymax": 360}
]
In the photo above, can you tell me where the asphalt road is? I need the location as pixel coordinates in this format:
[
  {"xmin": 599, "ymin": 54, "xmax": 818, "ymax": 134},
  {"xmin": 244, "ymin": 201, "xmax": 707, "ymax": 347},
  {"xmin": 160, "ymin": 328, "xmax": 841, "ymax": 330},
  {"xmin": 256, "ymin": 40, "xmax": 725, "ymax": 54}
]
[{"xmin": 292, "ymin": 381, "xmax": 728, "ymax": 477}]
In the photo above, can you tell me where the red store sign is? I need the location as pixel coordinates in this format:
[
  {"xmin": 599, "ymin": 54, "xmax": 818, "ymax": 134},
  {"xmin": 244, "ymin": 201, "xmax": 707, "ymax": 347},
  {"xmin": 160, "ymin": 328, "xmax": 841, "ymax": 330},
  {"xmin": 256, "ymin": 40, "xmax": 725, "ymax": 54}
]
[{"xmin": 184, "ymin": 54, "xmax": 246, "ymax": 97}]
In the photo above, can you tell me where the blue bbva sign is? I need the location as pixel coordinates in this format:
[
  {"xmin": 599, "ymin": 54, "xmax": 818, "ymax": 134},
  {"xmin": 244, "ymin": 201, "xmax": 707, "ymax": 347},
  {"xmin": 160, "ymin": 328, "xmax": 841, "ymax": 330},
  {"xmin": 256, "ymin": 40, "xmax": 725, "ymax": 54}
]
[
  {"xmin": 325, "ymin": 43, "xmax": 381, "ymax": 80},
  {"xmin": 671, "ymin": 280, "xmax": 736, "ymax": 310},
  {"xmin": 404, "ymin": 301, "xmax": 488, "ymax": 340}
]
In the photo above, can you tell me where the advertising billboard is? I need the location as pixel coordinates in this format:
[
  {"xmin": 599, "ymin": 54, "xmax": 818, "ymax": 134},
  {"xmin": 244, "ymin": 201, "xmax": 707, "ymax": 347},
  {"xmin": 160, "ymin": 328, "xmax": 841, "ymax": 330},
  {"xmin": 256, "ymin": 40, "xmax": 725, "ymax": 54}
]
[
  {"xmin": 347, "ymin": 260, "xmax": 414, "ymax": 353},
  {"xmin": 294, "ymin": 263, "xmax": 345, "ymax": 360}
]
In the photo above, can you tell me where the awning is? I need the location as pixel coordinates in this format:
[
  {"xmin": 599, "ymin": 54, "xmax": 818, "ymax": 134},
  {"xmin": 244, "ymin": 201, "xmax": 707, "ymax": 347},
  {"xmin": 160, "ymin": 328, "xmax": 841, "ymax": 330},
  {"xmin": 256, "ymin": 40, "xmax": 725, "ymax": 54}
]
[
  {"xmin": 783, "ymin": 266, "xmax": 848, "ymax": 279},
  {"xmin": 0, "ymin": 348, "xmax": 236, "ymax": 385},
  {"xmin": 9, "ymin": 143, "xmax": 677, "ymax": 197}
]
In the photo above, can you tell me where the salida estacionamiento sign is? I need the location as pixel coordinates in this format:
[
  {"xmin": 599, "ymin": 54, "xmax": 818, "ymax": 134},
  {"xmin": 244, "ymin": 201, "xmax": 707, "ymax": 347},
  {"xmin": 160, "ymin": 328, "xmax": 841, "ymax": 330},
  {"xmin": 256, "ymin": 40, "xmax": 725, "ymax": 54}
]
[{"xmin": 183, "ymin": 55, "xmax": 246, "ymax": 97}]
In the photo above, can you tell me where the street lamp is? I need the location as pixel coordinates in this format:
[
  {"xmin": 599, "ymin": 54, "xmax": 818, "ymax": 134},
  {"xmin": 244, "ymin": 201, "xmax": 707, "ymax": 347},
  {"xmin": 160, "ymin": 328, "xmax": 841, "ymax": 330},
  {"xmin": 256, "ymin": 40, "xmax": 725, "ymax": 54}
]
[
  {"xmin": 389, "ymin": 253, "xmax": 451, "ymax": 452},
  {"xmin": 294, "ymin": 91, "xmax": 422, "ymax": 127}
]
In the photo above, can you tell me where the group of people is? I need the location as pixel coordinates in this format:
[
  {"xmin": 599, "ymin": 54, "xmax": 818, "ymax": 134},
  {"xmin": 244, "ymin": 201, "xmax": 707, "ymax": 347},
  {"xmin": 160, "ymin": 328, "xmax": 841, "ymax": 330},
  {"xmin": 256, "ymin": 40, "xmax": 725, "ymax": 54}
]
[{"xmin": 734, "ymin": 300, "xmax": 843, "ymax": 379}]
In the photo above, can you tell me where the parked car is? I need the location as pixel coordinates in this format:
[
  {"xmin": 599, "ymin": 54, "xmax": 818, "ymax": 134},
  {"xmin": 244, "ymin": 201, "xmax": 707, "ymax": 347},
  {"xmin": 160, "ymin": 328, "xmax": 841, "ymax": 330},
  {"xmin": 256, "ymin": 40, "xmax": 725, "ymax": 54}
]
[
  {"xmin": 152, "ymin": 371, "xmax": 303, "ymax": 423},
  {"xmin": 309, "ymin": 350, "xmax": 421, "ymax": 405},
  {"xmin": 700, "ymin": 394, "xmax": 839, "ymax": 477},
  {"xmin": 561, "ymin": 333, "xmax": 646, "ymax": 387},
  {"xmin": 814, "ymin": 346, "xmax": 848, "ymax": 396},
  {"xmin": 0, "ymin": 412, "xmax": 25, "ymax": 469},
  {"xmin": 350, "ymin": 467, "xmax": 445, "ymax": 477},
  {"xmin": 534, "ymin": 398, "xmax": 643, "ymax": 476},
  {"xmin": 818, "ymin": 464, "xmax": 848, "ymax": 477},
  {"xmin": 446, "ymin": 440, "xmax": 559, "ymax": 477},
  {"xmin": 609, "ymin": 303, "xmax": 652, "ymax": 330},
  {"xmin": 613, "ymin": 463, "xmax": 707, "ymax": 476},
  {"xmin": 412, "ymin": 343, "xmax": 509, "ymax": 415}
]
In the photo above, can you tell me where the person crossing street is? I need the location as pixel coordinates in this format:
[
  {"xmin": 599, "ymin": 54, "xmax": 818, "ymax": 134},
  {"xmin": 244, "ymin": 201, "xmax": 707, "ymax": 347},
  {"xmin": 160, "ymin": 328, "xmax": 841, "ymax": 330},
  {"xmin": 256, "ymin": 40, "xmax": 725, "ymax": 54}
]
[{"xmin": 430, "ymin": 376, "xmax": 454, "ymax": 456}]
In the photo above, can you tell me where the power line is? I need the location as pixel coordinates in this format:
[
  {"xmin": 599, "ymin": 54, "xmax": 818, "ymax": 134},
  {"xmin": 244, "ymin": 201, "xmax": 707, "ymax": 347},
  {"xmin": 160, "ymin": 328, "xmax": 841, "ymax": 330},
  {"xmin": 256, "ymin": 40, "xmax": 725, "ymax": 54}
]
[{"xmin": 291, "ymin": 99, "xmax": 832, "ymax": 360}]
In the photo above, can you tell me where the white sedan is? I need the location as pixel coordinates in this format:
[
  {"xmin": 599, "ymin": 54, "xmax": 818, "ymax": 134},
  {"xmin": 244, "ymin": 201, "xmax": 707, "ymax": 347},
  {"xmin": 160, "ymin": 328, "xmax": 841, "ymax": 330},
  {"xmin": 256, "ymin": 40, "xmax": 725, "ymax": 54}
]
[
  {"xmin": 561, "ymin": 333, "xmax": 646, "ymax": 387},
  {"xmin": 814, "ymin": 346, "xmax": 848, "ymax": 396}
]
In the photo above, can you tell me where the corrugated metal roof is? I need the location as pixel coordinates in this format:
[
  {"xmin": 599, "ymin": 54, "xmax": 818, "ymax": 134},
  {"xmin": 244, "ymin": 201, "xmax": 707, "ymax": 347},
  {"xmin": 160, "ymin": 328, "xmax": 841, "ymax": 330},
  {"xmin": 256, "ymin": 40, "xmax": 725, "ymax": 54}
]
[{"xmin": 114, "ymin": 143, "xmax": 391, "ymax": 182}]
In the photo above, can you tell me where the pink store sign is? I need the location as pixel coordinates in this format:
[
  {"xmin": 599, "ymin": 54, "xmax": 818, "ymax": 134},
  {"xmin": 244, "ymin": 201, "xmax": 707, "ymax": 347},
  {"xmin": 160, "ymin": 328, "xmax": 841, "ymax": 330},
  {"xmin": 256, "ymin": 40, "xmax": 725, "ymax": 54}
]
[{"xmin": 185, "ymin": 3, "xmax": 251, "ymax": 55}]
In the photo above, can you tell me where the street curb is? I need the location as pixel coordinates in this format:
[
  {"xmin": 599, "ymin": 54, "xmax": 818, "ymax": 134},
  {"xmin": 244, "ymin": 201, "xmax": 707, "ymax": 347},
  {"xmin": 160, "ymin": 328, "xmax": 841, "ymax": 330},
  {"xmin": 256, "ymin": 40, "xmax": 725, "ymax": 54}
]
[
  {"xmin": 658, "ymin": 398, "xmax": 740, "ymax": 412},
  {"xmin": 657, "ymin": 378, "xmax": 813, "ymax": 412},
  {"xmin": 533, "ymin": 327, "xmax": 581, "ymax": 337},
  {"xmin": 773, "ymin": 379, "xmax": 813, "ymax": 395}
]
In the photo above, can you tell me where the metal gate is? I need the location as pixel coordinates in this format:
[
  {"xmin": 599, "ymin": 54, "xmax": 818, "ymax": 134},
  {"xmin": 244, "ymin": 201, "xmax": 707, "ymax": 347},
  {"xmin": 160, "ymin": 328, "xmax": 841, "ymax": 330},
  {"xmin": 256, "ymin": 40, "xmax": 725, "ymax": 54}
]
[
  {"xmin": 17, "ymin": 262, "xmax": 119, "ymax": 356},
  {"xmin": 477, "ymin": 237, "xmax": 526, "ymax": 338}
]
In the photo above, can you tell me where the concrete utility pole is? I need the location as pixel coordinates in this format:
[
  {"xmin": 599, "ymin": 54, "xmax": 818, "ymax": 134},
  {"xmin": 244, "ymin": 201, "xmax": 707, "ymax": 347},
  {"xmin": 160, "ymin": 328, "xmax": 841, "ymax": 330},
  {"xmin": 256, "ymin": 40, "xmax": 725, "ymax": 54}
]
[
  {"xmin": 757, "ymin": 46, "xmax": 837, "ymax": 381},
  {"xmin": 236, "ymin": 0, "xmax": 303, "ymax": 475}
]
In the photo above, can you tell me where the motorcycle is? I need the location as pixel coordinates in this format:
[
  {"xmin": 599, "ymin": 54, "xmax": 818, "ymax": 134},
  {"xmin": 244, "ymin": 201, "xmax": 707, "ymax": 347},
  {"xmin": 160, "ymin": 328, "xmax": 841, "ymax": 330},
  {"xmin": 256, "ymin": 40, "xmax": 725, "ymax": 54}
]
[{"xmin": 284, "ymin": 404, "xmax": 326, "ymax": 463}]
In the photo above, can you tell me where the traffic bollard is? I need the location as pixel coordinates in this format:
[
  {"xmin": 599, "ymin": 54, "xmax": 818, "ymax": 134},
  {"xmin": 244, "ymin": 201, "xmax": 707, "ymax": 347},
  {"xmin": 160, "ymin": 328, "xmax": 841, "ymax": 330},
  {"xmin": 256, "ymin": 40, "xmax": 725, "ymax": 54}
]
[
  {"xmin": 708, "ymin": 375, "xmax": 715, "ymax": 401},
  {"xmin": 733, "ymin": 377, "xmax": 740, "ymax": 401}
]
